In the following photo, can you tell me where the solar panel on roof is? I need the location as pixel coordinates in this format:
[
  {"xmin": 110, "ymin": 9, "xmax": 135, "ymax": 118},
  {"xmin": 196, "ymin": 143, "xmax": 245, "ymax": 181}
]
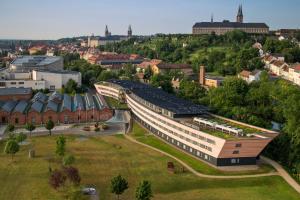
[{"xmin": 107, "ymin": 79, "xmax": 208, "ymax": 116}]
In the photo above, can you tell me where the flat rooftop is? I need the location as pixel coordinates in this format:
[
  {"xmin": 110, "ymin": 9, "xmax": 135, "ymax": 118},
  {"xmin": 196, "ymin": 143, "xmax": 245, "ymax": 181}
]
[
  {"xmin": 11, "ymin": 56, "xmax": 62, "ymax": 66},
  {"xmin": 0, "ymin": 87, "xmax": 32, "ymax": 96}
]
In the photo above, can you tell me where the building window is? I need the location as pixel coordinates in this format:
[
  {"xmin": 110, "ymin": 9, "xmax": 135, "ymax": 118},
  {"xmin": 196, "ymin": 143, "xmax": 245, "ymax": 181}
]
[
  {"xmin": 0, "ymin": 82, "xmax": 5, "ymax": 87},
  {"xmin": 18, "ymin": 82, "xmax": 24, "ymax": 85},
  {"xmin": 235, "ymin": 143, "xmax": 242, "ymax": 148},
  {"xmin": 10, "ymin": 82, "xmax": 16, "ymax": 85},
  {"xmin": 231, "ymin": 159, "xmax": 237, "ymax": 164},
  {"xmin": 233, "ymin": 150, "xmax": 239, "ymax": 154},
  {"xmin": 15, "ymin": 118, "xmax": 19, "ymax": 124},
  {"xmin": 190, "ymin": 148, "xmax": 193, "ymax": 153},
  {"xmin": 31, "ymin": 117, "xmax": 35, "ymax": 124}
]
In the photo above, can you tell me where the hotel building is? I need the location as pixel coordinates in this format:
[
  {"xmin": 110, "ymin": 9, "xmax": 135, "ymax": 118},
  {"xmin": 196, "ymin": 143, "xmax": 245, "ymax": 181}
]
[{"xmin": 95, "ymin": 80, "xmax": 278, "ymax": 166}]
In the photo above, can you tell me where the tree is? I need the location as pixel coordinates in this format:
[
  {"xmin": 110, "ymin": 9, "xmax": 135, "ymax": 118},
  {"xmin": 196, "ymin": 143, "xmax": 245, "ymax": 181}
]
[
  {"xmin": 56, "ymin": 135, "xmax": 66, "ymax": 157},
  {"xmin": 65, "ymin": 79, "xmax": 78, "ymax": 94},
  {"xmin": 110, "ymin": 175, "xmax": 129, "ymax": 200},
  {"xmin": 4, "ymin": 139, "xmax": 20, "ymax": 160},
  {"xmin": 49, "ymin": 169, "xmax": 66, "ymax": 190},
  {"xmin": 63, "ymin": 166, "xmax": 81, "ymax": 185},
  {"xmin": 150, "ymin": 74, "xmax": 173, "ymax": 93},
  {"xmin": 25, "ymin": 123, "xmax": 35, "ymax": 136},
  {"xmin": 63, "ymin": 154, "xmax": 75, "ymax": 166},
  {"xmin": 6, "ymin": 124, "xmax": 15, "ymax": 133},
  {"xmin": 135, "ymin": 180, "xmax": 153, "ymax": 200},
  {"xmin": 45, "ymin": 120, "xmax": 55, "ymax": 136},
  {"xmin": 16, "ymin": 132, "xmax": 27, "ymax": 143}
]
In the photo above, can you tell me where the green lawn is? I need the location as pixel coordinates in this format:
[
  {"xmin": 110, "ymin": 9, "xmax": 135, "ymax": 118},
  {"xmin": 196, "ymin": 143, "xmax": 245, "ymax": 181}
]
[
  {"xmin": 104, "ymin": 96, "xmax": 128, "ymax": 109},
  {"xmin": 130, "ymin": 122, "xmax": 275, "ymax": 176},
  {"xmin": 0, "ymin": 134, "xmax": 299, "ymax": 200}
]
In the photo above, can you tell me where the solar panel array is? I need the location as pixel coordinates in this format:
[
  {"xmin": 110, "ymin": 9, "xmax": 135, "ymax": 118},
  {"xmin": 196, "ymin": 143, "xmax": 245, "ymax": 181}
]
[{"xmin": 107, "ymin": 79, "xmax": 208, "ymax": 116}]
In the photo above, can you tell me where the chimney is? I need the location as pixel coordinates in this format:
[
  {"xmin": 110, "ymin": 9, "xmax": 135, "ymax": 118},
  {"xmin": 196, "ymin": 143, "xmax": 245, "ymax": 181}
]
[{"xmin": 199, "ymin": 66, "xmax": 206, "ymax": 85}]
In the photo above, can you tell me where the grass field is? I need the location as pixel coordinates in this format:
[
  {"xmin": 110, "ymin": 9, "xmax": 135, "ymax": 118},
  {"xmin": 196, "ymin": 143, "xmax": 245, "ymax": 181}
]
[
  {"xmin": 0, "ymin": 133, "xmax": 299, "ymax": 200},
  {"xmin": 104, "ymin": 96, "xmax": 128, "ymax": 109},
  {"xmin": 130, "ymin": 122, "xmax": 274, "ymax": 176}
]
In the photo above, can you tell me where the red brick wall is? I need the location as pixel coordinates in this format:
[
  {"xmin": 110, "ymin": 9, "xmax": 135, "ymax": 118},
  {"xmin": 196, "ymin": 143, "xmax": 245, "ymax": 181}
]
[
  {"xmin": 59, "ymin": 110, "xmax": 76, "ymax": 124},
  {"xmin": 0, "ymin": 111, "xmax": 9, "ymax": 124},
  {"xmin": 43, "ymin": 110, "xmax": 59, "ymax": 124},
  {"xmin": 0, "ymin": 94, "xmax": 32, "ymax": 101},
  {"xmin": 9, "ymin": 112, "xmax": 26, "ymax": 125},
  {"xmin": 27, "ymin": 111, "xmax": 43, "ymax": 125},
  {"xmin": 73, "ymin": 110, "xmax": 87, "ymax": 123},
  {"xmin": 0, "ymin": 108, "xmax": 113, "ymax": 125}
]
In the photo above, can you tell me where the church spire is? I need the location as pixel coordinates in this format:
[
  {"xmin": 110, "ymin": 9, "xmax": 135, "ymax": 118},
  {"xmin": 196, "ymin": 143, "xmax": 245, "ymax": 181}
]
[
  {"xmin": 128, "ymin": 25, "xmax": 132, "ymax": 37},
  {"xmin": 211, "ymin": 13, "xmax": 214, "ymax": 23},
  {"xmin": 236, "ymin": 4, "xmax": 244, "ymax": 23},
  {"xmin": 105, "ymin": 25, "xmax": 110, "ymax": 37}
]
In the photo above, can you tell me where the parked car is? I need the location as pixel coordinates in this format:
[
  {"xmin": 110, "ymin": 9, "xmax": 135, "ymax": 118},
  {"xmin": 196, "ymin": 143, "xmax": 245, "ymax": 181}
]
[{"xmin": 82, "ymin": 187, "xmax": 96, "ymax": 195}]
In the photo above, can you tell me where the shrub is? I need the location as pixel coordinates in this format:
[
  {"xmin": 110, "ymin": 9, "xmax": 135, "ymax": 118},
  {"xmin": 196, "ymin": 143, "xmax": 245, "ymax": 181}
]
[
  {"xmin": 63, "ymin": 155, "xmax": 75, "ymax": 166},
  {"xmin": 16, "ymin": 132, "xmax": 27, "ymax": 143}
]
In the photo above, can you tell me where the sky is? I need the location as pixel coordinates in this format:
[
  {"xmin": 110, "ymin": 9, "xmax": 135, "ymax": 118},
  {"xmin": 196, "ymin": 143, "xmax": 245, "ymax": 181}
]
[{"xmin": 0, "ymin": 0, "xmax": 300, "ymax": 40}]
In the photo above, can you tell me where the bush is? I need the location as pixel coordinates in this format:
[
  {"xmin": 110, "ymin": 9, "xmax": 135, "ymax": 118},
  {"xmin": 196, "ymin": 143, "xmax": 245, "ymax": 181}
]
[
  {"xmin": 16, "ymin": 133, "xmax": 27, "ymax": 143},
  {"xmin": 63, "ymin": 155, "xmax": 75, "ymax": 166},
  {"xmin": 6, "ymin": 124, "xmax": 15, "ymax": 133},
  {"xmin": 49, "ymin": 169, "xmax": 66, "ymax": 190}
]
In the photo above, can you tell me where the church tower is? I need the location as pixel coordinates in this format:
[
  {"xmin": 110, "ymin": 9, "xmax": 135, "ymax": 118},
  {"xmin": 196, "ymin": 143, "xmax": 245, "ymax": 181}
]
[
  {"xmin": 105, "ymin": 25, "xmax": 110, "ymax": 37},
  {"xmin": 128, "ymin": 25, "xmax": 132, "ymax": 37},
  {"xmin": 236, "ymin": 4, "xmax": 244, "ymax": 23}
]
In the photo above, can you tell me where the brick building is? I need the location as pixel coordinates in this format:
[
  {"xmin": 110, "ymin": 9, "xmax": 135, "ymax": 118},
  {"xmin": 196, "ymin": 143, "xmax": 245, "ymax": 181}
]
[
  {"xmin": 0, "ymin": 91, "xmax": 113, "ymax": 126},
  {"xmin": 0, "ymin": 88, "xmax": 32, "ymax": 101}
]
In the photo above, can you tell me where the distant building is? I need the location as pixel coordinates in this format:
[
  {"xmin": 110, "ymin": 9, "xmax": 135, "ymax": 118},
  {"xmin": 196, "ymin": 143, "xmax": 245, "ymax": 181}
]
[
  {"xmin": 86, "ymin": 25, "xmax": 133, "ymax": 48},
  {"xmin": 193, "ymin": 5, "xmax": 269, "ymax": 35},
  {"xmin": 0, "ymin": 88, "xmax": 32, "ymax": 101},
  {"xmin": 0, "ymin": 56, "xmax": 81, "ymax": 91},
  {"xmin": 28, "ymin": 45, "xmax": 47, "ymax": 55},
  {"xmin": 9, "ymin": 56, "xmax": 63, "ymax": 72},
  {"xmin": 151, "ymin": 63, "xmax": 193, "ymax": 76},
  {"xmin": 238, "ymin": 70, "xmax": 262, "ymax": 83},
  {"xmin": 199, "ymin": 66, "xmax": 223, "ymax": 88}
]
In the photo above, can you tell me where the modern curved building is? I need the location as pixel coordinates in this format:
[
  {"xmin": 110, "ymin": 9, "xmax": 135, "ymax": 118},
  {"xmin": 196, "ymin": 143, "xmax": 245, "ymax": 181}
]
[{"xmin": 95, "ymin": 80, "xmax": 278, "ymax": 166}]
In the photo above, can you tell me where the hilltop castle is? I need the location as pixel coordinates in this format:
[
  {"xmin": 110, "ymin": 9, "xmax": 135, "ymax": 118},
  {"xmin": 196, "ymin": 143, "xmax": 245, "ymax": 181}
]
[
  {"xmin": 87, "ymin": 25, "xmax": 133, "ymax": 48},
  {"xmin": 193, "ymin": 5, "xmax": 269, "ymax": 35}
]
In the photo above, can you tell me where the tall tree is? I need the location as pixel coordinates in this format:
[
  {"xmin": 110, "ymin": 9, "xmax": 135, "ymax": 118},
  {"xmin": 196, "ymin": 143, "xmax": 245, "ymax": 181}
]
[
  {"xmin": 45, "ymin": 120, "xmax": 55, "ymax": 136},
  {"xmin": 135, "ymin": 180, "xmax": 153, "ymax": 200},
  {"xmin": 110, "ymin": 175, "xmax": 129, "ymax": 200},
  {"xmin": 4, "ymin": 139, "xmax": 20, "ymax": 160},
  {"xmin": 56, "ymin": 135, "xmax": 66, "ymax": 157},
  {"xmin": 25, "ymin": 123, "xmax": 36, "ymax": 136}
]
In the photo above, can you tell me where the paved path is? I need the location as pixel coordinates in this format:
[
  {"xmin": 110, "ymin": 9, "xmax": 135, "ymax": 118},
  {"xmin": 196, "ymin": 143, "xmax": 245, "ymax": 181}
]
[
  {"xmin": 261, "ymin": 156, "xmax": 300, "ymax": 194},
  {"xmin": 125, "ymin": 134, "xmax": 278, "ymax": 179},
  {"xmin": 125, "ymin": 134, "xmax": 300, "ymax": 194}
]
